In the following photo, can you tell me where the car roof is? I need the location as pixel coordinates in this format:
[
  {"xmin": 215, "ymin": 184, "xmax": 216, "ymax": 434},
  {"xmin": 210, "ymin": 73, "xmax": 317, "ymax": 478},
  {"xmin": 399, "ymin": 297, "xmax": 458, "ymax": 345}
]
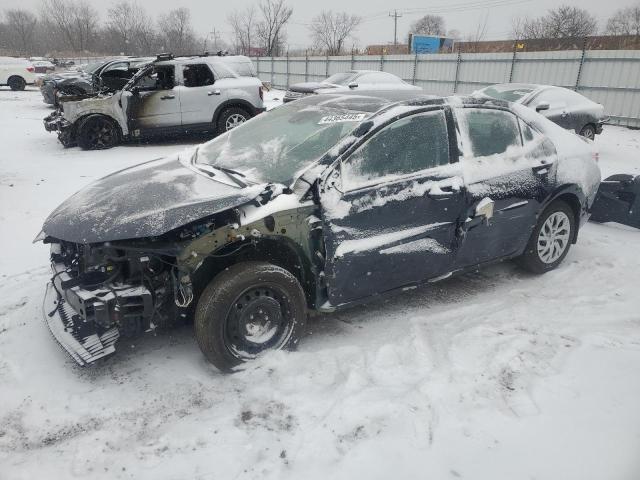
[
  {"xmin": 297, "ymin": 89, "xmax": 512, "ymax": 114},
  {"xmin": 155, "ymin": 55, "xmax": 252, "ymax": 66}
]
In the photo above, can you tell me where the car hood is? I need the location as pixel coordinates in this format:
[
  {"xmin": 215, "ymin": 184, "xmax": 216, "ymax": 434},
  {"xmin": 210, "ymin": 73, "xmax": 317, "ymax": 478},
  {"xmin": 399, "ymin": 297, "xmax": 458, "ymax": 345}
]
[
  {"xmin": 289, "ymin": 81, "xmax": 336, "ymax": 93},
  {"xmin": 42, "ymin": 155, "xmax": 266, "ymax": 243}
]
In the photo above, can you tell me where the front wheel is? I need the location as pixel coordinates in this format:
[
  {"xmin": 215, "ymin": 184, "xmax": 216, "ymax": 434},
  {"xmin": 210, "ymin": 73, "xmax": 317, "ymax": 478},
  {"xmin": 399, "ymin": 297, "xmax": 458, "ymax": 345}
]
[
  {"xmin": 518, "ymin": 200, "xmax": 575, "ymax": 274},
  {"xmin": 77, "ymin": 115, "xmax": 120, "ymax": 150},
  {"xmin": 8, "ymin": 76, "xmax": 26, "ymax": 91},
  {"xmin": 216, "ymin": 107, "xmax": 250, "ymax": 135},
  {"xmin": 195, "ymin": 261, "xmax": 307, "ymax": 372}
]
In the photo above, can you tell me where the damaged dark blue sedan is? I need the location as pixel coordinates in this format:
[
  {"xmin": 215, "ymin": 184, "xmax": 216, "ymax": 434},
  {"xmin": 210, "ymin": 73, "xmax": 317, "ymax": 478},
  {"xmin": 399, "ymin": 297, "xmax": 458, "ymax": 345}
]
[{"xmin": 38, "ymin": 90, "xmax": 601, "ymax": 371}]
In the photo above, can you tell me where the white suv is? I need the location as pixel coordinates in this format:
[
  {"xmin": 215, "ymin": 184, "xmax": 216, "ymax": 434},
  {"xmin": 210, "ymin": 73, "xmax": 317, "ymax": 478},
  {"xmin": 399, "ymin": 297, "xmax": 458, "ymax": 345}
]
[
  {"xmin": 44, "ymin": 54, "xmax": 265, "ymax": 150},
  {"xmin": 0, "ymin": 57, "xmax": 36, "ymax": 91}
]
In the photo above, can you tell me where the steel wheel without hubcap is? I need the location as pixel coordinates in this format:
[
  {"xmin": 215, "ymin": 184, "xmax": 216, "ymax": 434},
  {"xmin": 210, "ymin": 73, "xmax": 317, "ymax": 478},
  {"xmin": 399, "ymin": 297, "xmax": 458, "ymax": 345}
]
[
  {"xmin": 536, "ymin": 211, "xmax": 571, "ymax": 264},
  {"xmin": 225, "ymin": 113, "xmax": 247, "ymax": 131},
  {"xmin": 224, "ymin": 284, "xmax": 294, "ymax": 359}
]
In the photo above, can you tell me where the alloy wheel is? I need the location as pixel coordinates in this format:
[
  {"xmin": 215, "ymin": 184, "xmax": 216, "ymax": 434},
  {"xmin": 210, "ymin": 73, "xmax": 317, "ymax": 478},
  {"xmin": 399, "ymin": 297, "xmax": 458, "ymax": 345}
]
[
  {"xmin": 536, "ymin": 211, "xmax": 571, "ymax": 264},
  {"xmin": 225, "ymin": 113, "xmax": 246, "ymax": 131}
]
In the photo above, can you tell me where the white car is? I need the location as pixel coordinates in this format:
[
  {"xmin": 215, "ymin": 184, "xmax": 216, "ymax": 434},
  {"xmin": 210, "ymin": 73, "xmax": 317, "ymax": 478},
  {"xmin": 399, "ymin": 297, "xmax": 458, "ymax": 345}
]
[
  {"xmin": 283, "ymin": 70, "xmax": 420, "ymax": 102},
  {"xmin": 0, "ymin": 57, "xmax": 36, "ymax": 91}
]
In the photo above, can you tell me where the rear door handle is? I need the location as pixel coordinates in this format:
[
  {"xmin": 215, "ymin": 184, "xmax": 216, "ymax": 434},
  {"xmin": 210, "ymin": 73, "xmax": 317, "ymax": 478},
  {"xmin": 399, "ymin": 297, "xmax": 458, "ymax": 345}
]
[
  {"xmin": 161, "ymin": 94, "xmax": 175, "ymax": 100},
  {"xmin": 208, "ymin": 90, "xmax": 221, "ymax": 96}
]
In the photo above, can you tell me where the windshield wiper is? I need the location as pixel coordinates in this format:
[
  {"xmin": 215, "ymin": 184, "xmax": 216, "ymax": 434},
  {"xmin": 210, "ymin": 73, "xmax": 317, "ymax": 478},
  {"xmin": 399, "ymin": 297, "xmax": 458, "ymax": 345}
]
[{"xmin": 191, "ymin": 146, "xmax": 248, "ymax": 188}]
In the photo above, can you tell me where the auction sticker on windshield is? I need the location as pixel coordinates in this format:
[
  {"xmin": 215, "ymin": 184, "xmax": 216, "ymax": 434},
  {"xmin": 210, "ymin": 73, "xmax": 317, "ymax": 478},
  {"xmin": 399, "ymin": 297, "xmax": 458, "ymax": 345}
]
[{"xmin": 318, "ymin": 113, "xmax": 367, "ymax": 124}]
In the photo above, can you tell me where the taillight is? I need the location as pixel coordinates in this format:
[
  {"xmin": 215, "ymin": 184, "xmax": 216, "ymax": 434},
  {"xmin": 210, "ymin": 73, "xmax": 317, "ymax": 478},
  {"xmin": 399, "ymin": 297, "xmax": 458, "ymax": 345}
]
[
  {"xmin": 26, "ymin": 66, "xmax": 35, "ymax": 73},
  {"xmin": 259, "ymin": 86, "xmax": 264, "ymax": 101}
]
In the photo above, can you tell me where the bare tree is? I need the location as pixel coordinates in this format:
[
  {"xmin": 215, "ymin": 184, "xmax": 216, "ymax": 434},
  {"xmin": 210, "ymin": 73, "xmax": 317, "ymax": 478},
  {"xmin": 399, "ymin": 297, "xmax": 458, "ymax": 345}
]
[
  {"xmin": 465, "ymin": 10, "xmax": 489, "ymax": 51},
  {"xmin": 40, "ymin": 0, "xmax": 99, "ymax": 52},
  {"xmin": 157, "ymin": 7, "xmax": 196, "ymax": 54},
  {"xmin": 605, "ymin": 4, "xmax": 640, "ymax": 36},
  {"xmin": 228, "ymin": 7, "xmax": 256, "ymax": 55},
  {"xmin": 105, "ymin": 1, "xmax": 154, "ymax": 55},
  {"xmin": 513, "ymin": 5, "xmax": 598, "ymax": 40},
  {"xmin": 309, "ymin": 10, "xmax": 360, "ymax": 55},
  {"xmin": 256, "ymin": 0, "xmax": 293, "ymax": 56},
  {"xmin": 410, "ymin": 14, "xmax": 445, "ymax": 36},
  {"xmin": 2, "ymin": 9, "xmax": 38, "ymax": 55}
]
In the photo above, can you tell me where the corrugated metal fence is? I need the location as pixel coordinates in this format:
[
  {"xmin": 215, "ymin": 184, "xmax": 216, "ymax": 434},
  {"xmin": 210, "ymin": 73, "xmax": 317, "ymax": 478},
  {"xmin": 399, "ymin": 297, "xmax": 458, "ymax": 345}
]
[{"xmin": 252, "ymin": 50, "xmax": 640, "ymax": 128}]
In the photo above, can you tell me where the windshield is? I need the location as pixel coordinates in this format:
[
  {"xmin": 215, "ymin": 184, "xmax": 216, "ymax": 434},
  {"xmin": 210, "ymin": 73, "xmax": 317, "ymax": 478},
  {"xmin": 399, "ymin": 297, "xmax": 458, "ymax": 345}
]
[
  {"xmin": 324, "ymin": 72, "xmax": 358, "ymax": 85},
  {"xmin": 196, "ymin": 97, "xmax": 372, "ymax": 184},
  {"xmin": 479, "ymin": 85, "xmax": 536, "ymax": 102}
]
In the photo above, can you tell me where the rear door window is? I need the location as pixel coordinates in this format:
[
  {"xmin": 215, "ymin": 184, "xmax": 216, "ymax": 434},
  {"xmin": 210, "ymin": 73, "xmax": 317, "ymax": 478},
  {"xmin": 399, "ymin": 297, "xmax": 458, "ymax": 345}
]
[
  {"xmin": 456, "ymin": 108, "xmax": 522, "ymax": 158},
  {"xmin": 183, "ymin": 64, "xmax": 215, "ymax": 87}
]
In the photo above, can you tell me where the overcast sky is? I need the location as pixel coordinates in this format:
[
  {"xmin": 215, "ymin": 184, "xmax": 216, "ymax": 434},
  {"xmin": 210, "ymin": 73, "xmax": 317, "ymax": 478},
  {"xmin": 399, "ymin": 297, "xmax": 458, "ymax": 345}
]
[{"xmin": 2, "ymin": 0, "xmax": 634, "ymax": 49}]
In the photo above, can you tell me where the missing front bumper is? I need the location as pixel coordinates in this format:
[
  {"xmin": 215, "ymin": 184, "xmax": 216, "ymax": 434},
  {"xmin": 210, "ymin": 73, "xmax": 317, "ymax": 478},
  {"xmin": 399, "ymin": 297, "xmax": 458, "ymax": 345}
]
[
  {"xmin": 43, "ymin": 111, "xmax": 76, "ymax": 147},
  {"xmin": 43, "ymin": 282, "xmax": 119, "ymax": 365}
]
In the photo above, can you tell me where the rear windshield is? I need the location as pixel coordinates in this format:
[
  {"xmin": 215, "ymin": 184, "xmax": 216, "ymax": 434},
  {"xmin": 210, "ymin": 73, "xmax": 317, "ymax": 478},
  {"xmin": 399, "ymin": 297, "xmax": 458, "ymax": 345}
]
[
  {"xmin": 325, "ymin": 72, "xmax": 358, "ymax": 85},
  {"xmin": 479, "ymin": 85, "xmax": 536, "ymax": 102}
]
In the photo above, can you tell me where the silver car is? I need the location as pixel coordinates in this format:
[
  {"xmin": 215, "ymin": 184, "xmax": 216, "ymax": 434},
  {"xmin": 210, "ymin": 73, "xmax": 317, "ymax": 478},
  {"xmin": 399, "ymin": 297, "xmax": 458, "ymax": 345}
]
[
  {"xmin": 474, "ymin": 83, "xmax": 606, "ymax": 140},
  {"xmin": 44, "ymin": 54, "xmax": 265, "ymax": 150}
]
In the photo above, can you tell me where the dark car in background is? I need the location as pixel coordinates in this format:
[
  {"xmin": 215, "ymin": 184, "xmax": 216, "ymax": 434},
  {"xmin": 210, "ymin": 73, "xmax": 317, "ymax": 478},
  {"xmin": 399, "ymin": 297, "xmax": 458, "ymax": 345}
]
[
  {"xmin": 39, "ymin": 90, "xmax": 600, "ymax": 371},
  {"xmin": 474, "ymin": 83, "xmax": 606, "ymax": 139},
  {"xmin": 283, "ymin": 70, "xmax": 420, "ymax": 102},
  {"xmin": 40, "ymin": 57, "xmax": 152, "ymax": 105}
]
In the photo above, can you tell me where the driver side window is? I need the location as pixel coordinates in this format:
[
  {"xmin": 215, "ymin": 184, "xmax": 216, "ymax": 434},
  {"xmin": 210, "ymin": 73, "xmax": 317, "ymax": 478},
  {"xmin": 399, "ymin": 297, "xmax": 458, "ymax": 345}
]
[{"xmin": 341, "ymin": 110, "xmax": 450, "ymax": 191}]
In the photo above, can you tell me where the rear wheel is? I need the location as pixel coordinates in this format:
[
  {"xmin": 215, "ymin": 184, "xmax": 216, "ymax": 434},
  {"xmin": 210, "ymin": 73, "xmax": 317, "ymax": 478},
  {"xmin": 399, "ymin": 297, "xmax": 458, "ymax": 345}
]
[
  {"xmin": 579, "ymin": 124, "xmax": 596, "ymax": 140},
  {"xmin": 8, "ymin": 76, "xmax": 26, "ymax": 91},
  {"xmin": 518, "ymin": 200, "xmax": 575, "ymax": 274},
  {"xmin": 77, "ymin": 115, "xmax": 120, "ymax": 150},
  {"xmin": 216, "ymin": 107, "xmax": 250, "ymax": 135},
  {"xmin": 194, "ymin": 261, "xmax": 307, "ymax": 372}
]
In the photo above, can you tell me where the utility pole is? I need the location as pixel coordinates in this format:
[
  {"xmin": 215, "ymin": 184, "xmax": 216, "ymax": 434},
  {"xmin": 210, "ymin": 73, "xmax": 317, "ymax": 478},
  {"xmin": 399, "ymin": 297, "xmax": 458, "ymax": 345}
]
[{"xmin": 389, "ymin": 10, "xmax": 403, "ymax": 46}]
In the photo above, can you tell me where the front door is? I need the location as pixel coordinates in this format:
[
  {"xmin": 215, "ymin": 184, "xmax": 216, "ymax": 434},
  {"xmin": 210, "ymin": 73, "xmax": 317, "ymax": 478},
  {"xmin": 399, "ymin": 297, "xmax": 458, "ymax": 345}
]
[
  {"xmin": 126, "ymin": 65, "xmax": 182, "ymax": 134},
  {"xmin": 320, "ymin": 108, "xmax": 467, "ymax": 306},
  {"xmin": 178, "ymin": 63, "xmax": 223, "ymax": 127},
  {"xmin": 453, "ymin": 106, "xmax": 558, "ymax": 268}
]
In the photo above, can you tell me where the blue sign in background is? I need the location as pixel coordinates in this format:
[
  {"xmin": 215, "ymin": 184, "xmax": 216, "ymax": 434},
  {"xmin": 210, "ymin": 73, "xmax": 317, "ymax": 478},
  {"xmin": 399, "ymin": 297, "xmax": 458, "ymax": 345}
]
[{"xmin": 411, "ymin": 36, "xmax": 454, "ymax": 53}]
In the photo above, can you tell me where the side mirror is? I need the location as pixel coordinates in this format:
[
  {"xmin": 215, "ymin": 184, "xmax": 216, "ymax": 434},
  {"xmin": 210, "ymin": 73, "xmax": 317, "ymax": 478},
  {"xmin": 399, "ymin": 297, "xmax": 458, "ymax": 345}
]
[
  {"xmin": 348, "ymin": 82, "xmax": 358, "ymax": 89},
  {"xmin": 535, "ymin": 101, "xmax": 550, "ymax": 112}
]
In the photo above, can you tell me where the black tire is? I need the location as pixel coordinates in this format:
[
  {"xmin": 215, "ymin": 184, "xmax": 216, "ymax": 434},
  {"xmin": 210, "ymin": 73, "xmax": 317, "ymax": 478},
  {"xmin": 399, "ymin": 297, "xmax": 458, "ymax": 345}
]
[
  {"xmin": 518, "ymin": 200, "xmax": 576, "ymax": 274},
  {"xmin": 195, "ymin": 261, "xmax": 307, "ymax": 372},
  {"xmin": 77, "ymin": 115, "xmax": 120, "ymax": 150},
  {"xmin": 216, "ymin": 106, "xmax": 250, "ymax": 135},
  {"xmin": 579, "ymin": 124, "xmax": 596, "ymax": 140},
  {"xmin": 8, "ymin": 76, "xmax": 26, "ymax": 91}
]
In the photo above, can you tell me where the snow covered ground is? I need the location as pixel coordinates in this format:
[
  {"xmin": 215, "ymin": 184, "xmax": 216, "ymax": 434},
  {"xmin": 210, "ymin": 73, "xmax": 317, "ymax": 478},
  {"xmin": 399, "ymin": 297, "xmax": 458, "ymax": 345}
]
[{"xmin": 1, "ymin": 87, "xmax": 640, "ymax": 480}]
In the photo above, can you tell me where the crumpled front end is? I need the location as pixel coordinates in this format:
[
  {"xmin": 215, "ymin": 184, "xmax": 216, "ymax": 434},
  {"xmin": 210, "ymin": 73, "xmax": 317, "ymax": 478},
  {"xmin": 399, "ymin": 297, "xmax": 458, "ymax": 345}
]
[
  {"xmin": 43, "ymin": 240, "xmax": 165, "ymax": 365},
  {"xmin": 44, "ymin": 109, "xmax": 76, "ymax": 147}
]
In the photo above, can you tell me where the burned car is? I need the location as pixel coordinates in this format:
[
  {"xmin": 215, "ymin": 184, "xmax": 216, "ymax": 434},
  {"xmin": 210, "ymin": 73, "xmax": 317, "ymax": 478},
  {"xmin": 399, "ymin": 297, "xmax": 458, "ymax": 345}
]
[
  {"xmin": 44, "ymin": 54, "xmax": 264, "ymax": 150},
  {"xmin": 40, "ymin": 57, "xmax": 150, "ymax": 105},
  {"xmin": 39, "ymin": 91, "xmax": 600, "ymax": 371}
]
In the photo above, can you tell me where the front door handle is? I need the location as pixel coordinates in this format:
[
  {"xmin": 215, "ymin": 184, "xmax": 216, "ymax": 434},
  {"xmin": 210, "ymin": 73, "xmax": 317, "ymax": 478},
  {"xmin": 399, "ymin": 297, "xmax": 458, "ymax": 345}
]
[
  {"xmin": 208, "ymin": 90, "xmax": 221, "ymax": 96},
  {"xmin": 160, "ymin": 94, "xmax": 175, "ymax": 100}
]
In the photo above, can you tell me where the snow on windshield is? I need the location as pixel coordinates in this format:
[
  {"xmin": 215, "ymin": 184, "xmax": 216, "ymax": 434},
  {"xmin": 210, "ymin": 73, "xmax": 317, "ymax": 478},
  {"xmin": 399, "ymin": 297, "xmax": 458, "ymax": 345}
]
[{"xmin": 196, "ymin": 98, "xmax": 372, "ymax": 184}]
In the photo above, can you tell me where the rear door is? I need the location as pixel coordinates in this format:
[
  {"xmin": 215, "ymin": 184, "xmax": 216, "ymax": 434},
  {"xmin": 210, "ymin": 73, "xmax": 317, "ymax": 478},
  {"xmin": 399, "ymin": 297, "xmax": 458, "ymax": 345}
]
[
  {"xmin": 178, "ymin": 63, "xmax": 223, "ymax": 127},
  {"xmin": 320, "ymin": 107, "xmax": 467, "ymax": 305},
  {"xmin": 453, "ymin": 106, "xmax": 557, "ymax": 267}
]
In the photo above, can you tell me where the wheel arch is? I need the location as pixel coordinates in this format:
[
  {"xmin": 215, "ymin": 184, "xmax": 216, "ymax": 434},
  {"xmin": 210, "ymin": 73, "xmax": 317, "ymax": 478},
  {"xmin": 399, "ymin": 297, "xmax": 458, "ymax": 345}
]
[
  {"xmin": 7, "ymin": 74, "xmax": 26, "ymax": 83},
  {"xmin": 212, "ymin": 99, "xmax": 256, "ymax": 124},
  {"xmin": 76, "ymin": 113, "xmax": 122, "ymax": 134},
  {"xmin": 191, "ymin": 236, "xmax": 318, "ymax": 309}
]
